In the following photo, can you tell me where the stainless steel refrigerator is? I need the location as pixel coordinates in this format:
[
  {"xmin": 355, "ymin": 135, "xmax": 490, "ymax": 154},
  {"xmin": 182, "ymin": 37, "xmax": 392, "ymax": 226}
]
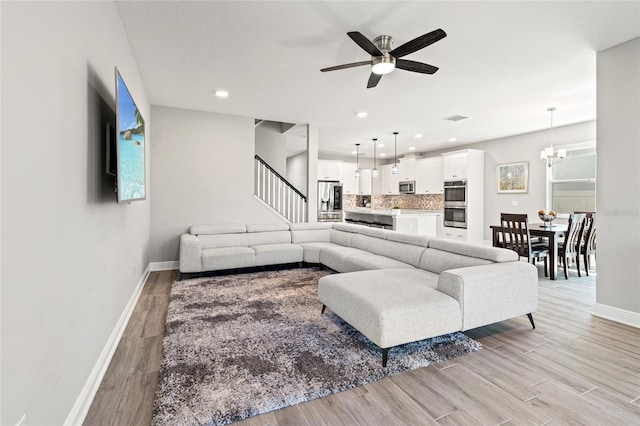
[{"xmin": 317, "ymin": 180, "xmax": 343, "ymax": 222}]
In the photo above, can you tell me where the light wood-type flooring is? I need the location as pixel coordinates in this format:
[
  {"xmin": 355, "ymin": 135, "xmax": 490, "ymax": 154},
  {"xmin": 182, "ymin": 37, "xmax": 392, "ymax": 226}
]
[{"xmin": 84, "ymin": 264, "xmax": 640, "ymax": 425}]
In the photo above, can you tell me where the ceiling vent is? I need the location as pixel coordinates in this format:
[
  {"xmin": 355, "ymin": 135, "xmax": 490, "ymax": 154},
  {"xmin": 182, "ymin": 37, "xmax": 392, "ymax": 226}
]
[{"xmin": 443, "ymin": 114, "xmax": 469, "ymax": 122}]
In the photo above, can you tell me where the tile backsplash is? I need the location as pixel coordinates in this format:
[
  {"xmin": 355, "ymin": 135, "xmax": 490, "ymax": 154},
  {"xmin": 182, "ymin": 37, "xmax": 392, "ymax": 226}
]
[{"xmin": 343, "ymin": 194, "xmax": 444, "ymax": 210}]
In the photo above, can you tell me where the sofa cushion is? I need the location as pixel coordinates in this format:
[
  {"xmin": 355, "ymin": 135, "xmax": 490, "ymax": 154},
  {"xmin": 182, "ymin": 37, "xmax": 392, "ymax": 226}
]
[
  {"xmin": 201, "ymin": 247, "xmax": 255, "ymax": 270},
  {"xmin": 341, "ymin": 253, "xmax": 415, "ymax": 273},
  {"xmin": 350, "ymin": 234, "xmax": 425, "ymax": 267},
  {"xmin": 191, "ymin": 223, "xmax": 246, "ymax": 235},
  {"xmin": 318, "ymin": 268, "xmax": 460, "ymax": 348},
  {"xmin": 419, "ymin": 248, "xmax": 493, "ymax": 274},
  {"xmin": 289, "ymin": 222, "xmax": 333, "ymax": 231},
  {"xmin": 354, "ymin": 226, "xmax": 388, "ymax": 239},
  {"xmin": 298, "ymin": 242, "xmax": 340, "ymax": 263},
  {"xmin": 290, "ymin": 226, "xmax": 331, "ymax": 244},
  {"xmin": 386, "ymin": 232, "xmax": 432, "ymax": 247},
  {"xmin": 246, "ymin": 223, "xmax": 290, "ymax": 233},
  {"xmin": 246, "ymin": 230, "xmax": 291, "ymax": 246},
  {"xmin": 253, "ymin": 244, "xmax": 303, "ymax": 266},
  {"xmin": 319, "ymin": 246, "xmax": 369, "ymax": 273},
  {"xmin": 329, "ymin": 229, "xmax": 355, "ymax": 247},
  {"xmin": 428, "ymin": 238, "xmax": 518, "ymax": 263},
  {"xmin": 199, "ymin": 233, "xmax": 249, "ymax": 250},
  {"xmin": 332, "ymin": 222, "xmax": 362, "ymax": 233}
]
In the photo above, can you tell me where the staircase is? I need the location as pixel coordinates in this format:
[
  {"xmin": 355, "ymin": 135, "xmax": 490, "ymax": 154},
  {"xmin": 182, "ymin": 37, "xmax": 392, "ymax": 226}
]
[{"xmin": 254, "ymin": 155, "xmax": 307, "ymax": 223}]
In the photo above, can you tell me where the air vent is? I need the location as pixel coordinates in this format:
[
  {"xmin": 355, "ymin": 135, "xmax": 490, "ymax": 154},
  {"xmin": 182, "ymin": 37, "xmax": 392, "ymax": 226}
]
[{"xmin": 443, "ymin": 114, "xmax": 469, "ymax": 122}]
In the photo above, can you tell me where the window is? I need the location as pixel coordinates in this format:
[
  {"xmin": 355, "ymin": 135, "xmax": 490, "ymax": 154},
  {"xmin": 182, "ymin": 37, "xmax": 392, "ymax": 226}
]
[{"xmin": 548, "ymin": 144, "xmax": 596, "ymax": 214}]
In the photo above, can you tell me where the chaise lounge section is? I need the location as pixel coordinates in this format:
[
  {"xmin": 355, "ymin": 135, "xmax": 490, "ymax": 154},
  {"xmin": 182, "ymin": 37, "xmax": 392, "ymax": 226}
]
[{"xmin": 179, "ymin": 221, "xmax": 538, "ymax": 365}]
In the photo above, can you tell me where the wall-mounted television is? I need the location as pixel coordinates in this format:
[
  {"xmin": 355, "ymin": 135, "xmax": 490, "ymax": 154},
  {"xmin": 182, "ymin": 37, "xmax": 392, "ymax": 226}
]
[{"xmin": 115, "ymin": 67, "xmax": 146, "ymax": 203}]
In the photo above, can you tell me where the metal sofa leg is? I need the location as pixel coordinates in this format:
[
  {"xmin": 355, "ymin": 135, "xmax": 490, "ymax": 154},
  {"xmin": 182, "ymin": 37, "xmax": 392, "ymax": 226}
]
[
  {"xmin": 382, "ymin": 347, "xmax": 390, "ymax": 367},
  {"xmin": 321, "ymin": 304, "xmax": 326, "ymax": 314},
  {"xmin": 179, "ymin": 272, "xmax": 184, "ymax": 281},
  {"xmin": 527, "ymin": 313, "xmax": 536, "ymax": 329}
]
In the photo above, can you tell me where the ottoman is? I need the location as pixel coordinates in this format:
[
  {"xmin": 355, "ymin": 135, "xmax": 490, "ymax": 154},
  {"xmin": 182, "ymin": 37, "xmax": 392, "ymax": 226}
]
[{"xmin": 317, "ymin": 268, "xmax": 462, "ymax": 366}]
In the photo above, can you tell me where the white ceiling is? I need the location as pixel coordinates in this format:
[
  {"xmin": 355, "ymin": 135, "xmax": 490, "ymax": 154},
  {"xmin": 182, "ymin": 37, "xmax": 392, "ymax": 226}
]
[{"xmin": 115, "ymin": 1, "xmax": 640, "ymax": 159}]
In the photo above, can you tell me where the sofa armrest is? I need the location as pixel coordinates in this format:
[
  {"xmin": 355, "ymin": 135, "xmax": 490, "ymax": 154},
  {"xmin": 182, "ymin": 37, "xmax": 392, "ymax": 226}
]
[
  {"xmin": 437, "ymin": 261, "xmax": 538, "ymax": 331},
  {"xmin": 179, "ymin": 234, "xmax": 202, "ymax": 273}
]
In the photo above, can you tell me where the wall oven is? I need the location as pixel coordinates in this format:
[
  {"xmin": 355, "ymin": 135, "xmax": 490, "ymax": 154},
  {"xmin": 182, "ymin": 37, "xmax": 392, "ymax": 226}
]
[
  {"xmin": 444, "ymin": 206, "xmax": 467, "ymax": 229},
  {"xmin": 444, "ymin": 180, "xmax": 467, "ymax": 207}
]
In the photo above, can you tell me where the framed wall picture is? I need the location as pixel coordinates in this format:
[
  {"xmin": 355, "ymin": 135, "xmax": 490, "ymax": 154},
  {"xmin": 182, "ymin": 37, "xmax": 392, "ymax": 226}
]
[{"xmin": 497, "ymin": 161, "xmax": 529, "ymax": 193}]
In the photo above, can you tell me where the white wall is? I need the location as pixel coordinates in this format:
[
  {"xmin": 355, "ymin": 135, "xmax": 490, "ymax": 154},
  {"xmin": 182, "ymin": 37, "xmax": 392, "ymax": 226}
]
[
  {"xmin": 286, "ymin": 151, "xmax": 308, "ymax": 196},
  {"xmin": 596, "ymin": 37, "xmax": 640, "ymax": 317},
  {"xmin": 255, "ymin": 121, "xmax": 287, "ymax": 176},
  {"xmin": 1, "ymin": 2, "xmax": 151, "ymax": 425},
  {"xmin": 149, "ymin": 106, "xmax": 281, "ymax": 262}
]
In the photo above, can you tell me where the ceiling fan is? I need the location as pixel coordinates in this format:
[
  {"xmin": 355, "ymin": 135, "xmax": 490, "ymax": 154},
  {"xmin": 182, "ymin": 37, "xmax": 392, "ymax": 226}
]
[{"xmin": 320, "ymin": 28, "xmax": 447, "ymax": 88}]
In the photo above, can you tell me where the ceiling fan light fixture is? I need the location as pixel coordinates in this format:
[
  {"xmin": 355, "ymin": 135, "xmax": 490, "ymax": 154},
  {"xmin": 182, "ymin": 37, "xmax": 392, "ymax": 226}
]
[{"xmin": 371, "ymin": 56, "xmax": 396, "ymax": 75}]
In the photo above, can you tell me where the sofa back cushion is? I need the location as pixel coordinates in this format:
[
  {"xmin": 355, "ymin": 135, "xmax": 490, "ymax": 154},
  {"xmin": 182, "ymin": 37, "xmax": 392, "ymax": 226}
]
[
  {"xmin": 199, "ymin": 233, "xmax": 249, "ymax": 250},
  {"xmin": 386, "ymin": 232, "xmax": 432, "ymax": 247},
  {"xmin": 330, "ymin": 229, "xmax": 355, "ymax": 247},
  {"xmin": 350, "ymin": 234, "xmax": 425, "ymax": 267},
  {"xmin": 428, "ymin": 238, "xmax": 518, "ymax": 263},
  {"xmin": 247, "ymin": 231, "xmax": 291, "ymax": 246},
  {"xmin": 289, "ymin": 222, "xmax": 332, "ymax": 243},
  {"xmin": 419, "ymin": 248, "xmax": 493, "ymax": 274},
  {"xmin": 191, "ymin": 223, "xmax": 246, "ymax": 235},
  {"xmin": 246, "ymin": 223, "xmax": 290, "ymax": 233}
]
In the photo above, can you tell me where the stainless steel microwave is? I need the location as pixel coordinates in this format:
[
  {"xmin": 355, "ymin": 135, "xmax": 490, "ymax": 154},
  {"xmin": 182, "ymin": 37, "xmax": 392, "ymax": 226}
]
[{"xmin": 399, "ymin": 180, "xmax": 415, "ymax": 194}]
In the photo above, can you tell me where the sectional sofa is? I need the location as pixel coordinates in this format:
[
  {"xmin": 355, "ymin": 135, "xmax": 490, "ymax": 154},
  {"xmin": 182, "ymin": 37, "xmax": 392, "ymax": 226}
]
[{"xmin": 179, "ymin": 222, "xmax": 538, "ymax": 366}]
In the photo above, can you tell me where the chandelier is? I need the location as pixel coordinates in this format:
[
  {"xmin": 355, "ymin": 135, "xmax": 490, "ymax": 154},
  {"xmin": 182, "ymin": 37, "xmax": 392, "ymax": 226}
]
[{"xmin": 540, "ymin": 107, "xmax": 566, "ymax": 168}]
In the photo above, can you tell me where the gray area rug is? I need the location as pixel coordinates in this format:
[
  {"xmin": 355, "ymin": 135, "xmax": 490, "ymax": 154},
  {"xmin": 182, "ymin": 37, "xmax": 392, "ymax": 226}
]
[{"xmin": 153, "ymin": 267, "xmax": 481, "ymax": 425}]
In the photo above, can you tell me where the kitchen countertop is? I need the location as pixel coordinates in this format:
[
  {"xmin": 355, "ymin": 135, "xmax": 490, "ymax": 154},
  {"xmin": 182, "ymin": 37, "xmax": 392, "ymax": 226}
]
[{"xmin": 345, "ymin": 208, "xmax": 442, "ymax": 216}]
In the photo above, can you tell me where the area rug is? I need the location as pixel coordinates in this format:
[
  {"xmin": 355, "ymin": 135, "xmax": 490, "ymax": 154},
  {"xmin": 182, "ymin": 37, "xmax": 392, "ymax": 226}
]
[{"xmin": 153, "ymin": 267, "xmax": 481, "ymax": 425}]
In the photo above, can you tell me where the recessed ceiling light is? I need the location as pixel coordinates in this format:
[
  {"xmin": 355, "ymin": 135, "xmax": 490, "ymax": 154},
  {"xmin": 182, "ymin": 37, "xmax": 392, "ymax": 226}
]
[
  {"xmin": 414, "ymin": 134, "xmax": 423, "ymax": 138},
  {"xmin": 409, "ymin": 146, "xmax": 416, "ymax": 151},
  {"xmin": 380, "ymin": 153, "xmax": 386, "ymax": 157},
  {"xmin": 356, "ymin": 112, "xmax": 368, "ymax": 118},
  {"xmin": 378, "ymin": 143, "xmax": 384, "ymax": 148},
  {"xmin": 449, "ymin": 137, "xmax": 457, "ymax": 142},
  {"xmin": 215, "ymin": 90, "xmax": 229, "ymax": 98},
  {"xmin": 351, "ymin": 150, "xmax": 357, "ymax": 155}
]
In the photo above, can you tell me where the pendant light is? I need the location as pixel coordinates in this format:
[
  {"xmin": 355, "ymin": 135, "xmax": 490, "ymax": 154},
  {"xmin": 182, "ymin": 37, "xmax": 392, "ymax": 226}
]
[
  {"xmin": 354, "ymin": 143, "xmax": 360, "ymax": 178},
  {"xmin": 371, "ymin": 138, "xmax": 379, "ymax": 177},
  {"xmin": 540, "ymin": 107, "xmax": 566, "ymax": 168},
  {"xmin": 391, "ymin": 132, "xmax": 399, "ymax": 174}
]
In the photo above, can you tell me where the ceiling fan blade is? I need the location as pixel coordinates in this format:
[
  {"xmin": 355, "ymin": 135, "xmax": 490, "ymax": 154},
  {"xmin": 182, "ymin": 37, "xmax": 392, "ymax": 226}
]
[
  {"xmin": 390, "ymin": 28, "xmax": 447, "ymax": 58},
  {"xmin": 396, "ymin": 59, "xmax": 439, "ymax": 74},
  {"xmin": 367, "ymin": 73, "xmax": 382, "ymax": 88},
  {"xmin": 320, "ymin": 60, "xmax": 372, "ymax": 72},
  {"xmin": 347, "ymin": 31, "xmax": 382, "ymax": 56}
]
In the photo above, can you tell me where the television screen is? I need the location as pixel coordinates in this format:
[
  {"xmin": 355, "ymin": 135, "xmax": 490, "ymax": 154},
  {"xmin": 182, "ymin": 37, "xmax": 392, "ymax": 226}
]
[{"xmin": 115, "ymin": 67, "xmax": 146, "ymax": 202}]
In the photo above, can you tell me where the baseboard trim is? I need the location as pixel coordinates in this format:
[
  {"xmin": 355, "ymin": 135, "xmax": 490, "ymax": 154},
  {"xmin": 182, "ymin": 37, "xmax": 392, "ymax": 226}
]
[
  {"xmin": 592, "ymin": 303, "xmax": 640, "ymax": 329},
  {"xmin": 64, "ymin": 264, "xmax": 151, "ymax": 426},
  {"xmin": 150, "ymin": 260, "xmax": 179, "ymax": 271}
]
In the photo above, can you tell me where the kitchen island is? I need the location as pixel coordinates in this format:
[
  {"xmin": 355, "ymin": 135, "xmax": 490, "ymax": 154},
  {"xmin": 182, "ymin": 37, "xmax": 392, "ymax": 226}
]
[{"xmin": 344, "ymin": 208, "xmax": 442, "ymax": 236}]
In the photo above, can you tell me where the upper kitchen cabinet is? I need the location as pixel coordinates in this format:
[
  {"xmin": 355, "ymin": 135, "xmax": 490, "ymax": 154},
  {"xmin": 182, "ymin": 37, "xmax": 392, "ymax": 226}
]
[
  {"xmin": 381, "ymin": 163, "xmax": 400, "ymax": 194},
  {"xmin": 442, "ymin": 152, "xmax": 468, "ymax": 180},
  {"xmin": 359, "ymin": 168, "xmax": 372, "ymax": 195},
  {"xmin": 317, "ymin": 160, "xmax": 340, "ymax": 181},
  {"xmin": 338, "ymin": 162, "xmax": 359, "ymax": 194},
  {"xmin": 397, "ymin": 157, "xmax": 417, "ymax": 182},
  {"xmin": 416, "ymin": 157, "xmax": 443, "ymax": 194}
]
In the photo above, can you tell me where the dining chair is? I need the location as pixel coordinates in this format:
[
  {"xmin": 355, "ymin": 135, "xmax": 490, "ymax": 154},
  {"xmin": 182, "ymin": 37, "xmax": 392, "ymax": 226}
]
[
  {"xmin": 500, "ymin": 213, "xmax": 550, "ymax": 276},
  {"xmin": 559, "ymin": 213, "xmax": 587, "ymax": 279},
  {"xmin": 579, "ymin": 213, "xmax": 597, "ymax": 276}
]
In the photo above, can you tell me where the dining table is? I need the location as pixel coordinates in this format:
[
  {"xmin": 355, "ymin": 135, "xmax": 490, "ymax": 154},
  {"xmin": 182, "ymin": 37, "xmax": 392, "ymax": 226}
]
[{"xmin": 489, "ymin": 223, "xmax": 567, "ymax": 280}]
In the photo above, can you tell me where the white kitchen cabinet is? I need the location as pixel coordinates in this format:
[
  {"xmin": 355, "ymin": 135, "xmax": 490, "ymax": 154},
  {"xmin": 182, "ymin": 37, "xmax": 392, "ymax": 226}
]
[
  {"xmin": 381, "ymin": 164, "xmax": 400, "ymax": 194},
  {"xmin": 435, "ymin": 214, "xmax": 445, "ymax": 237},
  {"xmin": 443, "ymin": 153, "xmax": 468, "ymax": 180},
  {"xmin": 416, "ymin": 157, "xmax": 443, "ymax": 194},
  {"xmin": 337, "ymin": 162, "xmax": 359, "ymax": 194},
  {"xmin": 358, "ymin": 168, "xmax": 372, "ymax": 195},
  {"xmin": 398, "ymin": 158, "xmax": 417, "ymax": 182},
  {"xmin": 441, "ymin": 227, "xmax": 468, "ymax": 241},
  {"xmin": 317, "ymin": 160, "xmax": 340, "ymax": 181}
]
